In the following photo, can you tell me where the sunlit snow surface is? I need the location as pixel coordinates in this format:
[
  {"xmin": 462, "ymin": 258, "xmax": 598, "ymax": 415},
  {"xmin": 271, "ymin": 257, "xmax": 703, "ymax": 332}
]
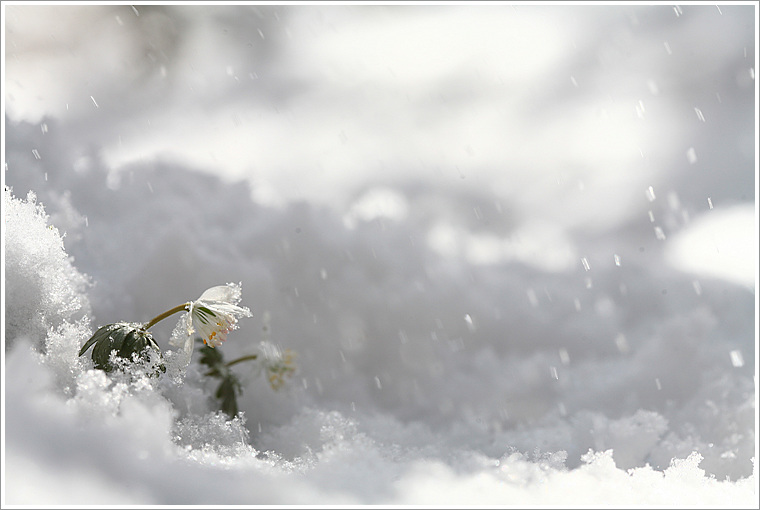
[{"xmin": 2, "ymin": 3, "xmax": 758, "ymax": 506}]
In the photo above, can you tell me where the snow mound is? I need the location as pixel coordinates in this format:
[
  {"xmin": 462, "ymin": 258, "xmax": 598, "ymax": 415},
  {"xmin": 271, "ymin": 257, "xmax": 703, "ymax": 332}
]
[
  {"xmin": 3, "ymin": 181, "xmax": 756, "ymax": 506},
  {"xmin": 4, "ymin": 187, "xmax": 91, "ymax": 347}
]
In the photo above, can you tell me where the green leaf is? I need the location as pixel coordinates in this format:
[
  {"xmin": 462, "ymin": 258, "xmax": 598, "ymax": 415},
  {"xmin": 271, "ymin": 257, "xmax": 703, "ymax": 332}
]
[
  {"xmin": 198, "ymin": 342, "xmax": 225, "ymax": 369},
  {"xmin": 204, "ymin": 368, "xmax": 221, "ymax": 378},
  {"xmin": 79, "ymin": 323, "xmax": 128, "ymax": 357},
  {"xmin": 194, "ymin": 340, "xmax": 247, "ymax": 418},
  {"xmin": 92, "ymin": 327, "xmax": 127, "ymax": 371},
  {"xmin": 80, "ymin": 323, "xmax": 162, "ymax": 373},
  {"xmin": 216, "ymin": 376, "xmax": 241, "ymax": 418}
]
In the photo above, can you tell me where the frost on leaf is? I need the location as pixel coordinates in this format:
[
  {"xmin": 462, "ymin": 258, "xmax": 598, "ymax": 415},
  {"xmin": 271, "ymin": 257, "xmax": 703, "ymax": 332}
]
[{"xmin": 79, "ymin": 322, "xmax": 163, "ymax": 374}]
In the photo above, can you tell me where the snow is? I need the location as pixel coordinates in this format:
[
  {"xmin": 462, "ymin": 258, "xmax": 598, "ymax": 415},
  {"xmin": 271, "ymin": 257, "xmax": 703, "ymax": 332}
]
[
  {"xmin": 665, "ymin": 204, "xmax": 757, "ymax": 288},
  {"xmin": 2, "ymin": 2, "xmax": 758, "ymax": 506}
]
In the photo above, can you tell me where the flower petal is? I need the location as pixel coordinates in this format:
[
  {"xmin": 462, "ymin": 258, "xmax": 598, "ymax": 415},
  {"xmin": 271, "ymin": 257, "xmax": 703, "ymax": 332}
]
[
  {"xmin": 198, "ymin": 283, "xmax": 242, "ymax": 305},
  {"xmin": 185, "ymin": 283, "xmax": 252, "ymax": 348}
]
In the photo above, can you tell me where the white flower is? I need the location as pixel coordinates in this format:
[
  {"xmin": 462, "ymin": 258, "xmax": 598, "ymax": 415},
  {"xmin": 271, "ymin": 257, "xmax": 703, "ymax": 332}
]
[
  {"xmin": 257, "ymin": 340, "xmax": 296, "ymax": 390},
  {"xmin": 190, "ymin": 283, "xmax": 253, "ymax": 347},
  {"xmin": 170, "ymin": 283, "xmax": 252, "ymax": 351}
]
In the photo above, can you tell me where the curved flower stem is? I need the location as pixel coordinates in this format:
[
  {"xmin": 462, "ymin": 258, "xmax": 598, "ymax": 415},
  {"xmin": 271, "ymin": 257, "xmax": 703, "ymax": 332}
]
[
  {"xmin": 142, "ymin": 303, "xmax": 191, "ymax": 331},
  {"xmin": 225, "ymin": 354, "xmax": 259, "ymax": 367}
]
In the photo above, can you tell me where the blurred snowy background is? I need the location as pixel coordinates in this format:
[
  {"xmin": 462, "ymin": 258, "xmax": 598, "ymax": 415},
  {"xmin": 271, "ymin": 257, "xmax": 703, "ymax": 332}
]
[{"xmin": 3, "ymin": 2, "xmax": 757, "ymax": 505}]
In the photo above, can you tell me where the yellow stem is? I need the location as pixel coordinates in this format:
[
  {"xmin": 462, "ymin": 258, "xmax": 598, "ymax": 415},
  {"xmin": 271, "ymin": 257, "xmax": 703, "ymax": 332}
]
[
  {"xmin": 226, "ymin": 354, "xmax": 258, "ymax": 367},
  {"xmin": 142, "ymin": 303, "xmax": 191, "ymax": 331}
]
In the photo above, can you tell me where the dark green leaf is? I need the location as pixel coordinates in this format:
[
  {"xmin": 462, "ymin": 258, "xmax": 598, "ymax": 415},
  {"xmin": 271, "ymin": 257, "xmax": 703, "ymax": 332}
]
[
  {"xmin": 92, "ymin": 327, "xmax": 128, "ymax": 371},
  {"xmin": 194, "ymin": 339, "xmax": 259, "ymax": 418},
  {"xmin": 81, "ymin": 323, "xmax": 161, "ymax": 373},
  {"xmin": 198, "ymin": 342, "xmax": 225, "ymax": 369},
  {"xmin": 79, "ymin": 323, "xmax": 119, "ymax": 357},
  {"xmin": 216, "ymin": 377, "xmax": 241, "ymax": 418}
]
